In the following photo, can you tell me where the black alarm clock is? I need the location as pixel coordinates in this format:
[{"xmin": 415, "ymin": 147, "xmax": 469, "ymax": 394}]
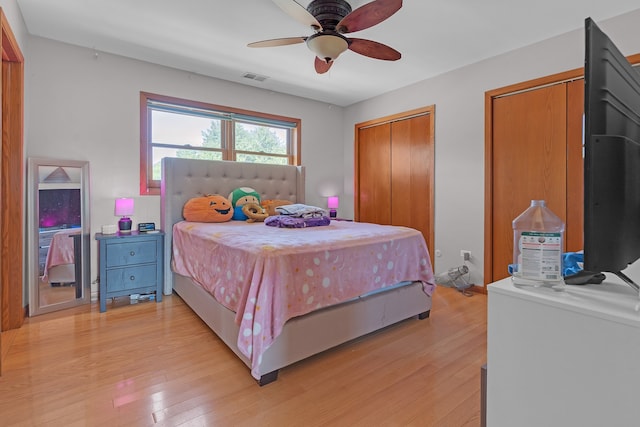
[{"xmin": 137, "ymin": 222, "xmax": 156, "ymax": 232}]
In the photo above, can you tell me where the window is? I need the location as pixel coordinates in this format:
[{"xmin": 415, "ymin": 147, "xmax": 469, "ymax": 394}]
[{"xmin": 140, "ymin": 92, "xmax": 301, "ymax": 195}]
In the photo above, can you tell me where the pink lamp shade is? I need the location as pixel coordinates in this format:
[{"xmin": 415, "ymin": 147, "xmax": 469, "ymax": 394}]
[
  {"xmin": 115, "ymin": 197, "xmax": 134, "ymax": 216},
  {"xmin": 327, "ymin": 196, "xmax": 339, "ymax": 218},
  {"xmin": 115, "ymin": 198, "xmax": 134, "ymax": 233}
]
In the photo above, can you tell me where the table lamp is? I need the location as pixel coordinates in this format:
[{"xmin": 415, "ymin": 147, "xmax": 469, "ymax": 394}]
[
  {"xmin": 115, "ymin": 197, "xmax": 134, "ymax": 233},
  {"xmin": 327, "ymin": 196, "xmax": 339, "ymax": 219}
]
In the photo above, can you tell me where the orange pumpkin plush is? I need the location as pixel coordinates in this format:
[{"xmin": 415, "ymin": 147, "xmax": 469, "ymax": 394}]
[{"xmin": 183, "ymin": 194, "xmax": 233, "ymax": 223}]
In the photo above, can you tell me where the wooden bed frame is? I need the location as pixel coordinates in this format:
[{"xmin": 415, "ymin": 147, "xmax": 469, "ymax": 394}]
[{"xmin": 160, "ymin": 158, "xmax": 432, "ymax": 385}]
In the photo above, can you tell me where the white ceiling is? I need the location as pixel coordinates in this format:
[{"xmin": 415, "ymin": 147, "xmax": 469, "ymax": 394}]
[{"xmin": 15, "ymin": 0, "xmax": 640, "ymax": 106}]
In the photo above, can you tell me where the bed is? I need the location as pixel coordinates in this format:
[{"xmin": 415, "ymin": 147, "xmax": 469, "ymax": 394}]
[{"xmin": 161, "ymin": 157, "xmax": 435, "ymax": 385}]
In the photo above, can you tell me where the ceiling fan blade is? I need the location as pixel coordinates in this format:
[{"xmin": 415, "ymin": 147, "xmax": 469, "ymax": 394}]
[
  {"xmin": 273, "ymin": 0, "xmax": 322, "ymax": 30},
  {"xmin": 314, "ymin": 56, "xmax": 333, "ymax": 74},
  {"xmin": 248, "ymin": 37, "xmax": 307, "ymax": 48},
  {"xmin": 348, "ymin": 38, "xmax": 401, "ymax": 61},
  {"xmin": 337, "ymin": 0, "xmax": 402, "ymax": 34}
]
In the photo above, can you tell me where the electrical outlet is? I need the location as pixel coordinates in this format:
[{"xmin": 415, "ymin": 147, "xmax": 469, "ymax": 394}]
[{"xmin": 461, "ymin": 250, "xmax": 471, "ymax": 261}]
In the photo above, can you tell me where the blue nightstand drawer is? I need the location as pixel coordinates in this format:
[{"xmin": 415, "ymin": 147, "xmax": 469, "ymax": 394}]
[
  {"xmin": 105, "ymin": 264, "xmax": 157, "ymax": 292},
  {"xmin": 96, "ymin": 231, "xmax": 164, "ymax": 312},
  {"xmin": 105, "ymin": 240, "xmax": 157, "ymax": 267}
]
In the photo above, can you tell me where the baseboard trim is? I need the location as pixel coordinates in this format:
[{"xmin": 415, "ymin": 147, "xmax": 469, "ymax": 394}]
[{"xmin": 468, "ymin": 284, "xmax": 487, "ymax": 295}]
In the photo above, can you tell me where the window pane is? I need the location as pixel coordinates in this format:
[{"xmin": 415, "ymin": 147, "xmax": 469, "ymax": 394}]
[
  {"xmin": 235, "ymin": 122, "xmax": 287, "ymax": 155},
  {"xmin": 151, "ymin": 110, "xmax": 222, "ymax": 149},
  {"xmin": 236, "ymin": 153, "xmax": 288, "ymax": 165},
  {"xmin": 151, "ymin": 146, "xmax": 223, "ymax": 180}
]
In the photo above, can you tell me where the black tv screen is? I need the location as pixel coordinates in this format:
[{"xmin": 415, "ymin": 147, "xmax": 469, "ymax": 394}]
[
  {"xmin": 39, "ymin": 188, "xmax": 82, "ymax": 229},
  {"xmin": 584, "ymin": 18, "xmax": 640, "ymax": 281}
]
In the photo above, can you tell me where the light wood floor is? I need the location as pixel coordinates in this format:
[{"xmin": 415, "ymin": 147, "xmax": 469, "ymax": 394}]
[{"xmin": 0, "ymin": 287, "xmax": 487, "ymax": 426}]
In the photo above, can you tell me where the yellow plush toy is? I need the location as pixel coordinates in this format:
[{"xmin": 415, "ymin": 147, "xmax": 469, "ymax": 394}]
[
  {"xmin": 242, "ymin": 202, "xmax": 268, "ymax": 223},
  {"xmin": 261, "ymin": 199, "xmax": 293, "ymax": 216}
]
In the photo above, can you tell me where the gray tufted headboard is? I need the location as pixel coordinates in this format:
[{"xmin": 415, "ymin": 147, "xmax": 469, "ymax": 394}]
[{"xmin": 160, "ymin": 157, "xmax": 305, "ymax": 294}]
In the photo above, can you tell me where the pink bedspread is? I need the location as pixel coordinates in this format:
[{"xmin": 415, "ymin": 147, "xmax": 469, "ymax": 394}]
[
  {"xmin": 42, "ymin": 228, "xmax": 80, "ymax": 282},
  {"xmin": 171, "ymin": 220, "xmax": 435, "ymax": 379}
]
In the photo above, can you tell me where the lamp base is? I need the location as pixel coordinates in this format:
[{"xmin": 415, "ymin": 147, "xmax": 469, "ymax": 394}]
[
  {"xmin": 329, "ymin": 209, "xmax": 337, "ymax": 219},
  {"xmin": 118, "ymin": 217, "xmax": 132, "ymax": 233}
]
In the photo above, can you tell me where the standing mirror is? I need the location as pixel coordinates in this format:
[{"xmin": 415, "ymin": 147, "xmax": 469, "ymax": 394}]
[{"xmin": 28, "ymin": 158, "xmax": 90, "ymax": 316}]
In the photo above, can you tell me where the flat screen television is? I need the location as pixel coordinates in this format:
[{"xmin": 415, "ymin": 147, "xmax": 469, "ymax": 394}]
[
  {"xmin": 38, "ymin": 188, "xmax": 82, "ymax": 230},
  {"xmin": 584, "ymin": 18, "xmax": 640, "ymax": 291}
]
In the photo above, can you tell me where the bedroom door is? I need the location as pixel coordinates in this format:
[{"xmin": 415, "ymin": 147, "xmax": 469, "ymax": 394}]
[
  {"xmin": 0, "ymin": 11, "xmax": 25, "ymax": 336},
  {"xmin": 355, "ymin": 106, "xmax": 435, "ymax": 258},
  {"xmin": 486, "ymin": 76, "xmax": 584, "ymax": 284},
  {"xmin": 0, "ymin": 10, "xmax": 24, "ymax": 375}
]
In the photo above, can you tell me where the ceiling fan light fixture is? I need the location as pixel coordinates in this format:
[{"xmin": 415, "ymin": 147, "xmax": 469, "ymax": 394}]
[
  {"xmin": 306, "ymin": 33, "xmax": 348, "ymax": 63},
  {"xmin": 250, "ymin": 0, "xmax": 403, "ymax": 72}
]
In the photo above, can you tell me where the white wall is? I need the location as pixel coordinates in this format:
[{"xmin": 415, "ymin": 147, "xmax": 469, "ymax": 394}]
[
  {"xmin": 24, "ymin": 37, "xmax": 346, "ymax": 295},
  {"xmin": 344, "ymin": 9, "xmax": 640, "ymax": 286}
]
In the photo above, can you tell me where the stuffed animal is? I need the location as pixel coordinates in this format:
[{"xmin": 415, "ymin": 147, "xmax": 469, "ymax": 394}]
[
  {"xmin": 228, "ymin": 187, "xmax": 261, "ymax": 220},
  {"xmin": 183, "ymin": 194, "xmax": 233, "ymax": 223},
  {"xmin": 242, "ymin": 202, "xmax": 269, "ymax": 223},
  {"xmin": 261, "ymin": 199, "xmax": 293, "ymax": 217}
]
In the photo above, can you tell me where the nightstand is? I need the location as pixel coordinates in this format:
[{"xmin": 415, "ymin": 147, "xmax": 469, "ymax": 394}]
[{"xmin": 95, "ymin": 231, "xmax": 164, "ymax": 312}]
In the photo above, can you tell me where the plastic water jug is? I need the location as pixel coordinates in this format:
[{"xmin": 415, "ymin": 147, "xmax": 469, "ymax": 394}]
[{"xmin": 512, "ymin": 200, "xmax": 565, "ymax": 287}]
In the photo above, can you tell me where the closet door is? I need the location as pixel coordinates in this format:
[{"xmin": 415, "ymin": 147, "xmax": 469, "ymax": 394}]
[
  {"xmin": 391, "ymin": 114, "xmax": 433, "ymax": 245},
  {"xmin": 357, "ymin": 123, "xmax": 392, "ymax": 225},
  {"xmin": 490, "ymin": 84, "xmax": 568, "ymax": 282},
  {"xmin": 355, "ymin": 107, "xmax": 435, "ymax": 258}
]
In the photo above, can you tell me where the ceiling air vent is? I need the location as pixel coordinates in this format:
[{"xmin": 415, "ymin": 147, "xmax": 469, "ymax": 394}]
[{"xmin": 242, "ymin": 72, "xmax": 269, "ymax": 82}]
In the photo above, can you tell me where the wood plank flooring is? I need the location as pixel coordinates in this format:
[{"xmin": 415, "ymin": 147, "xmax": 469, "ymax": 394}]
[{"xmin": 0, "ymin": 287, "xmax": 487, "ymax": 426}]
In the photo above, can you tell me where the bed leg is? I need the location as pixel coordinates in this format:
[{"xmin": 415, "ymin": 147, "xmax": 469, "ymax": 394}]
[
  {"xmin": 258, "ymin": 370, "xmax": 279, "ymax": 386},
  {"xmin": 418, "ymin": 310, "xmax": 431, "ymax": 320}
]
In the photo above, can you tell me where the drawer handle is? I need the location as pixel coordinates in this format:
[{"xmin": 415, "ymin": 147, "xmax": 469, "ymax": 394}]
[
  {"xmin": 129, "ymin": 275, "xmax": 135, "ymax": 281},
  {"xmin": 130, "ymin": 251, "xmax": 135, "ymax": 256}
]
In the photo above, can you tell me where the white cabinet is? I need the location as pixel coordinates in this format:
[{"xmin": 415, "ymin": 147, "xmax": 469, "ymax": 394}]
[{"xmin": 487, "ymin": 277, "xmax": 640, "ymax": 427}]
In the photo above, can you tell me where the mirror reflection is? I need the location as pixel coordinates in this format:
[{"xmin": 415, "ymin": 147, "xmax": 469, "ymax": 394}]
[{"xmin": 28, "ymin": 158, "xmax": 90, "ymax": 316}]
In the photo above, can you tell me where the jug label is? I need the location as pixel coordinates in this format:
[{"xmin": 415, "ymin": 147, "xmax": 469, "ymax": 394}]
[{"xmin": 519, "ymin": 232, "xmax": 562, "ymax": 281}]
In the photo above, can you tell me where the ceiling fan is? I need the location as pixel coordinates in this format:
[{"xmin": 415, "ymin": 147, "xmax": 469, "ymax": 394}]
[{"xmin": 248, "ymin": 0, "xmax": 402, "ymax": 74}]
